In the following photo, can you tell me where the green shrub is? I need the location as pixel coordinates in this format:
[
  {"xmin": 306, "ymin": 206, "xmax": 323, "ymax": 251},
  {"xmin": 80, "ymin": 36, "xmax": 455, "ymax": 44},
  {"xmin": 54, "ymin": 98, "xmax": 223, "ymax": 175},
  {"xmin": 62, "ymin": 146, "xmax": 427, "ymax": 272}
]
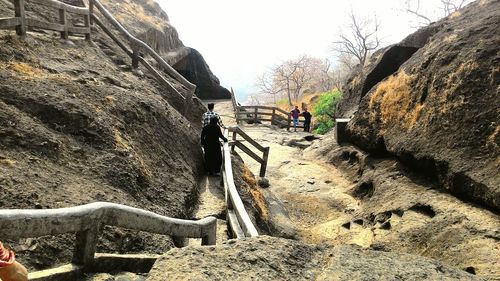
[{"xmin": 312, "ymin": 90, "xmax": 342, "ymax": 134}]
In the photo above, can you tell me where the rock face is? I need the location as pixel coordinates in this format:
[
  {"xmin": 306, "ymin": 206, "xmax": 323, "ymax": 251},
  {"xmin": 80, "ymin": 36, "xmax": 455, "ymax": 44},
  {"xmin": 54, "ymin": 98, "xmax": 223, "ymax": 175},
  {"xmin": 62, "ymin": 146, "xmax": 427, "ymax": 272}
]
[
  {"xmin": 173, "ymin": 48, "xmax": 232, "ymax": 100},
  {"xmin": 147, "ymin": 236, "xmax": 480, "ymax": 281},
  {"xmin": 336, "ymin": 0, "xmax": 500, "ymax": 211},
  {"xmin": 305, "ymin": 135, "xmax": 500, "ymax": 279}
]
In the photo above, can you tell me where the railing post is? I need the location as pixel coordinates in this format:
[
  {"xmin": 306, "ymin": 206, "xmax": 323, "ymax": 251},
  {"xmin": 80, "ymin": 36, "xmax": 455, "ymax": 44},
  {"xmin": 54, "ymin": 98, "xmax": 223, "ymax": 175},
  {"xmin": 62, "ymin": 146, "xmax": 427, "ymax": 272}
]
[
  {"xmin": 89, "ymin": 0, "xmax": 94, "ymax": 26},
  {"xmin": 73, "ymin": 224, "xmax": 99, "ymax": 270},
  {"xmin": 231, "ymin": 130, "xmax": 237, "ymax": 153},
  {"xmin": 259, "ymin": 147, "xmax": 270, "ymax": 178},
  {"xmin": 287, "ymin": 113, "xmax": 291, "ymax": 131},
  {"xmin": 131, "ymin": 48, "xmax": 140, "ymax": 69},
  {"xmin": 59, "ymin": 8, "xmax": 69, "ymax": 40},
  {"xmin": 271, "ymin": 108, "xmax": 276, "ymax": 125},
  {"xmin": 84, "ymin": 13, "xmax": 91, "ymax": 41},
  {"xmin": 14, "ymin": 0, "xmax": 26, "ymax": 37},
  {"xmin": 254, "ymin": 107, "xmax": 258, "ymax": 124},
  {"xmin": 201, "ymin": 218, "xmax": 217, "ymax": 246}
]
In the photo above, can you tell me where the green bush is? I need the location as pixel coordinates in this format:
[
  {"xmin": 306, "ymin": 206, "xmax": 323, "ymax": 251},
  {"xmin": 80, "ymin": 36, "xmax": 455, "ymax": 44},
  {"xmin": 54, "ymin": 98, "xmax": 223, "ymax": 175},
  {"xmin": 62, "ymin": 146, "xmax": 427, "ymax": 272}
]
[{"xmin": 312, "ymin": 90, "xmax": 342, "ymax": 134}]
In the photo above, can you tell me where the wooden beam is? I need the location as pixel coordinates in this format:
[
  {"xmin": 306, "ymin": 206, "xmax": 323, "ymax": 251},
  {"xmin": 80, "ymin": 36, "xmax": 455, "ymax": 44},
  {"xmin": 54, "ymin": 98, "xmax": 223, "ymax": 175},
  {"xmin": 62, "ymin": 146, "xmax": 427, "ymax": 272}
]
[
  {"xmin": 230, "ymin": 127, "xmax": 266, "ymax": 152},
  {"xmin": 29, "ymin": 0, "xmax": 89, "ymax": 15},
  {"xmin": 91, "ymin": 15, "xmax": 131, "ymax": 56},
  {"xmin": 234, "ymin": 141, "xmax": 263, "ymax": 164},
  {"xmin": 137, "ymin": 56, "xmax": 185, "ymax": 100},
  {"xmin": 0, "ymin": 17, "xmax": 21, "ymax": 29},
  {"xmin": 27, "ymin": 18, "xmax": 65, "ymax": 32}
]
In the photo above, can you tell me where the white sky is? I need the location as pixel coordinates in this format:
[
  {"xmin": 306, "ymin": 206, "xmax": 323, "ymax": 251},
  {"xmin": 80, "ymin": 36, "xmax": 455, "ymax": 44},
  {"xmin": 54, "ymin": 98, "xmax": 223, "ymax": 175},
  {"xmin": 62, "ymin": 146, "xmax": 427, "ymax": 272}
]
[{"xmin": 156, "ymin": 0, "xmax": 448, "ymax": 102}]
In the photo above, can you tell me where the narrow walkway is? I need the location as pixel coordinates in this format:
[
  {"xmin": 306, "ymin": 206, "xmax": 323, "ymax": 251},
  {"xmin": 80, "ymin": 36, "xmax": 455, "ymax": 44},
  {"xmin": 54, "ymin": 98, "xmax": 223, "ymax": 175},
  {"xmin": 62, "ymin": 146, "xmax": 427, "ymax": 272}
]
[{"xmin": 189, "ymin": 99, "xmax": 236, "ymax": 245}]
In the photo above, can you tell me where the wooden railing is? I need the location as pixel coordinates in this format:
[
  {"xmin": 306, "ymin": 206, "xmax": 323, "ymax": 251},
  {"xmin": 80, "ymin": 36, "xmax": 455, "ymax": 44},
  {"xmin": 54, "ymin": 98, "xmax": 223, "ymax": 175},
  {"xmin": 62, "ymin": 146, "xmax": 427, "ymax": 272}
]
[
  {"xmin": 0, "ymin": 202, "xmax": 216, "ymax": 276},
  {"xmin": 0, "ymin": 0, "xmax": 91, "ymax": 40},
  {"xmin": 88, "ymin": 0, "xmax": 196, "ymax": 104},
  {"xmin": 221, "ymin": 128, "xmax": 259, "ymax": 239},
  {"xmin": 0, "ymin": 0, "xmax": 196, "ymax": 111},
  {"xmin": 228, "ymin": 126, "xmax": 269, "ymax": 178},
  {"xmin": 236, "ymin": 105, "xmax": 306, "ymax": 131}
]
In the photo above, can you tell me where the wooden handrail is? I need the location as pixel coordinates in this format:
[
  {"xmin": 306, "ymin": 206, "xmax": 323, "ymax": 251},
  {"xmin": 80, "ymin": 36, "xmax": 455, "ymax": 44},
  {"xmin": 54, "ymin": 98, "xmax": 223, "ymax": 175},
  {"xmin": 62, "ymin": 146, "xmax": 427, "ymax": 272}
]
[
  {"xmin": 0, "ymin": 202, "xmax": 217, "ymax": 269},
  {"xmin": 221, "ymin": 129, "xmax": 259, "ymax": 238},
  {"xmin": 30, "ymin": 0, "xmax": 89, "ymax": 15},
  {"xmin": 89, "ymin": 0, "xmax": 196, "ymax": 93},
  {"xmin": 0, "ymin": 0, "xmax": 91, "ymax": 39},
  {"xmin": 236, "ymin": 105, "xmax": 309, "ymax": 131},
  {"xmin": 227, "ymin": 126, "xmax": 270, "ymax": 178}
]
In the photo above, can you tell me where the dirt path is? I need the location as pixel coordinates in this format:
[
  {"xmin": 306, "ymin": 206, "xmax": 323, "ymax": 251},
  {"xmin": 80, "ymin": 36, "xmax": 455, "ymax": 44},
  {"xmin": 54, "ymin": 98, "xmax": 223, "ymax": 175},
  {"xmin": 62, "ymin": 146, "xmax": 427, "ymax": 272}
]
[
  {"xmin": 235, "ymin": 125, "xmax": 359, "ymax": 243},
  {"xmin": 203, "ymin": 99, "xmax": 360, "ymax": 243}
]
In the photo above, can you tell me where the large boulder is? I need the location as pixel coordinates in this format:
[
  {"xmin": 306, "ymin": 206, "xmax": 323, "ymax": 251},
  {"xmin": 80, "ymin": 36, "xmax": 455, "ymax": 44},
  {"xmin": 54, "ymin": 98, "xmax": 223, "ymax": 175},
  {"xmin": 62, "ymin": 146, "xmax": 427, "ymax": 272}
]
[
  {"xmin": 147, "ymin": 236, "xmax": 480, "ymax": 281},
  {"xmin": 172, "ymin": 48, "xmax": 232, "ymax": 100},
  {"xmin": 337, "ymin": 0, "xmax": 500, "ymax": 211},
  {"xmin": 337, "ymin": 22, "xmax": 444, "ymax": 118}
]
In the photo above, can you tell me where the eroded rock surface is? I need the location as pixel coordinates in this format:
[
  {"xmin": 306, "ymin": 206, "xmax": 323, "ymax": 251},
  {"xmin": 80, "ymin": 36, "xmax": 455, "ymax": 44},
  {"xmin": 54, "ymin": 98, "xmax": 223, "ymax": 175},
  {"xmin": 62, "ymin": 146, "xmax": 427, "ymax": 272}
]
[
  {"xmin": 147, "ymin": 236, "xmax": 480, "ymax": 281},
  {"xmin": 306, "ymin": 134, "xmax": 500, "ymax": 279},
  {"xmin": 337, "ymin": 0, "xmax": 500, "ymax": 211}
]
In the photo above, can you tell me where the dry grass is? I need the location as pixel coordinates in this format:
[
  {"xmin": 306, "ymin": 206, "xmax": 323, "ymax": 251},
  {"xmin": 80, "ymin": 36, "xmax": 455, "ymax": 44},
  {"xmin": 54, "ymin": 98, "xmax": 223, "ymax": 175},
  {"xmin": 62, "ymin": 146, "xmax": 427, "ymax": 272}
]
[
  {"xmin": 242, "ymin": 165, "xmax": 269, "ymax": 220},
  {"xmin": 408, "ymin": 103, "xmax": 425, "ymax": 129},
  {"xmin": 449, "ymin": 11, "xmax": 461, "ymax": 19},
  {"xmin": 105, "ymin": 95, "xmax": 116, "ymax": 104},
  {"xmin": 369, "ymin": 71, "xmax": 414, "ymax": 125},
  {"xmin": 102, "ymin": 0, "xmax": 166, "ymax": 30},
  {"xmin": 7, "ymin": 62, "xmax": 69, "ymax": 81},
  {"xmin": 486, "ymin": 125, "xmax": 499, "ymax": 151},
  {"xmin": 242, "ymin": 166, "xmax": 257, "ymax": 186},
  {"xmin": 9, "ymin": 62, "xmax": 44, "ymax": 77},
  {"xmin": 0, "ymin": 158, "xmax": 16, "ymax": 167},
  {"xmin": 114, "ymin": 129, "xmax": 131, "ymax": 151}
]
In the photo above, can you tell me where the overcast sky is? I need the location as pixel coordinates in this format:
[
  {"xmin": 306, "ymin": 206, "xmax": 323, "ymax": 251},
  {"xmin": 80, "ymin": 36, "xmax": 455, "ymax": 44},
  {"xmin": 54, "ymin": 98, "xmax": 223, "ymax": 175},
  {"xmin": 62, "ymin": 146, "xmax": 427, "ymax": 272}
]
[{"xmin": 157, "ymin": 0, "xmax": 453, "ymax": 102}]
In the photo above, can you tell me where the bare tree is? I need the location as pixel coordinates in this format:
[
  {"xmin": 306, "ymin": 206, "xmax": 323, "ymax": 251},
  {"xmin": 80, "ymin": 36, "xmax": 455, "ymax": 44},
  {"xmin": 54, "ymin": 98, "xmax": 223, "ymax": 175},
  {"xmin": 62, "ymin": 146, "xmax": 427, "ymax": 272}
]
[
  {"xmin": 256, "ymin": 55, "xmax": 335, "ymax": 106},
  {"xmin": 332, "ymin": 11, "xmax": 380, "ymax": 68},
  {"xmin": 405, "ymin": 0, "xmax": 472, "ymax": 27}
]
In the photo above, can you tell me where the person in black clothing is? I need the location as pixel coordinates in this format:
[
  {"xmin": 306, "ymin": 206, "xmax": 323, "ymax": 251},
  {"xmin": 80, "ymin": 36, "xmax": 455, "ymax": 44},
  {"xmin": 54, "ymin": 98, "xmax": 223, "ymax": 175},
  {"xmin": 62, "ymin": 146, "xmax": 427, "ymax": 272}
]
[
  {"xmin": 302, "ymin": 108, "xmax": 312, "ymax": 132},
  {"xmin": 201, "ymin": 117, "xmax": 228, "ymax": 175}
]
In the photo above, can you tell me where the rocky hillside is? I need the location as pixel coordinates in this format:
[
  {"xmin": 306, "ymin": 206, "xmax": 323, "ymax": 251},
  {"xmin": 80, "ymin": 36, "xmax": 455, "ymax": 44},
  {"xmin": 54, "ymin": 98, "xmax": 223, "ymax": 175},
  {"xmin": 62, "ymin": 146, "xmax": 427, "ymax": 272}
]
[
  {"xmin": 336, "ymin": 0, "xmax": 499, "ymax": 211},
  {"xmin": 0, "ymin": 0, "xmax": 232, "ymax": 270}
]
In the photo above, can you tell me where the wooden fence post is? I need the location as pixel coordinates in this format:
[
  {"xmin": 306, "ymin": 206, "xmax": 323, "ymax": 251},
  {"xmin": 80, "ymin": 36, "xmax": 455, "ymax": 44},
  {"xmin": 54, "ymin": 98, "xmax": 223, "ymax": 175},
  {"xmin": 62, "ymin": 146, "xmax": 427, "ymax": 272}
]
[
  {"xmin": 84, "ymin": 13, "xmax": 91, "ymax": 41},
  {"xmin": 271, "ymin": 108, "xmax": 276, "ymax": 125},
  {"xmin": 73, "ymin": 224, "xmax": 99, "ymax": 270},
  {"xmin": 59, "ymin": 8, "xmax": 69, "ymax": 40},
  {"xmin": 131, "ymin": 48, "xmax": 140, "ymax": 69},
  {"xmin": 259, "ymin": 147, "xmax": 270, "ymax": 178},
  {"xmin": 14, "ymin": 0, "xmax": 26, "ymax": 37},
  {"xmin": 89, "ymin": 0, "xmax": 94, "ymax": 26},
  {"xmin": 254, "ymin": 107, "xmax": 258, "ymax": 124},
  {"xmin": 231, "ymin": 131, "xmax": 237, "ymax": 153}
]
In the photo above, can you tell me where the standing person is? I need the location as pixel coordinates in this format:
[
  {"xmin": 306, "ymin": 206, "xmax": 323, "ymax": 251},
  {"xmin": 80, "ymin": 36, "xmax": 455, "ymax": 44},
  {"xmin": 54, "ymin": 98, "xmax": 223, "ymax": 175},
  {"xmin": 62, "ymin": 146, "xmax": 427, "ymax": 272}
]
[
  {"xmin": 302, "ymin": 108, "xmax": 312, "ymax": 132},
  {"xmin": 291, "ymin": 106, "xmax": 300, "ymax": 132},
  {"xmin": 202, "ymin": 103, "xmax": 224, "ymax": 128},
  {"xmin": 0, "ymin": 241, "xmax": 28, "ymax": 281},
  {"xmin": 201, "ymin": 117, "xmax": 228, "ymax": 175}
]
